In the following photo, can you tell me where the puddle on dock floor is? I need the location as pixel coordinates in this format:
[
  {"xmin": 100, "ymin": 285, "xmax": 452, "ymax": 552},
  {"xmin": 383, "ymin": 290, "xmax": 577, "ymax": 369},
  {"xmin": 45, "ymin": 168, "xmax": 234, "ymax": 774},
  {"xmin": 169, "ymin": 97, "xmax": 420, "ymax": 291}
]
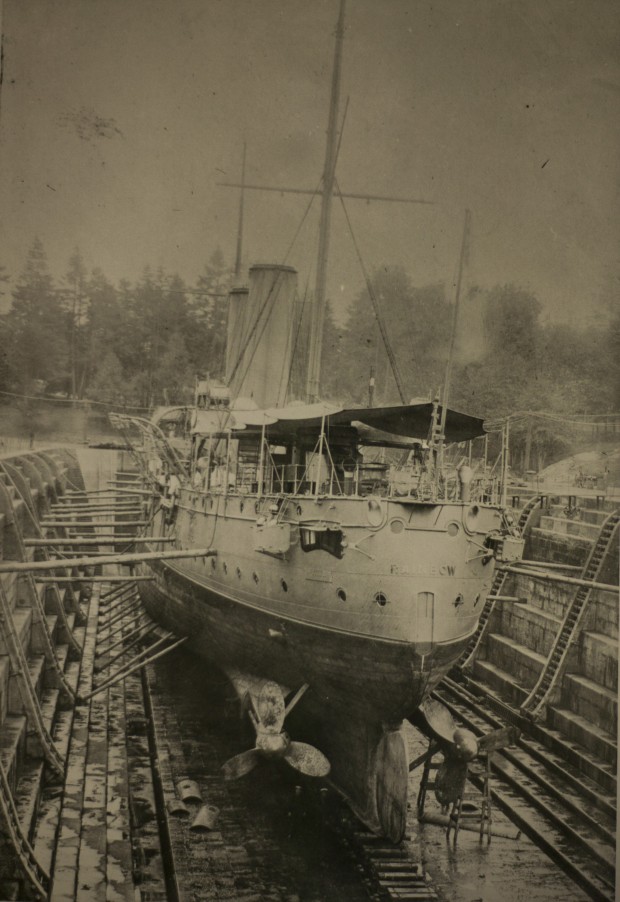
[{"xmin": 151, "ymin": 650, "xmax": 595, "ymax": 902}]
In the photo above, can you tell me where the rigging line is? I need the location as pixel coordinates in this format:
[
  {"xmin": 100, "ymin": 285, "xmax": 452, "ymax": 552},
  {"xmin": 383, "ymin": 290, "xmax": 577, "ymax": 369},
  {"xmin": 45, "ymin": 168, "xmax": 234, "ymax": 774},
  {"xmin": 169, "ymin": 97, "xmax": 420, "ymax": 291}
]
[
  {"xmin": 279, "ymin": 282, "xmax": 309, "ymax": 402},
  {"xmin": 335, "ymin": 179, "xmax": 407, "ymax": 404},
  {"xmin": 227, "ymin": 178, "xmax": 322, "ymax": 391},
  {"xmin": 0, "ymin": 387, "xmax": 151, "ymax": 411},
  {"xmin": 280, "ymin": 214, "xmax": 322, "ymax": 400}
]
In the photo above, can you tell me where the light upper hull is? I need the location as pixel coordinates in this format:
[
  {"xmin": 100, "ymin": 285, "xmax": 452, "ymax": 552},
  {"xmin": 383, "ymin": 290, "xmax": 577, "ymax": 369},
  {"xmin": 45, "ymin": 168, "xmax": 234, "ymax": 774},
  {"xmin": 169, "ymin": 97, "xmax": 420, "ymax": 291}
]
[
  {"xmin": 138, "ymin": 557, "xmax": 474, "ymax": 723},
  {"xmin": 137, "ymin": 487, "xmax": 501, "ymax": 720}
]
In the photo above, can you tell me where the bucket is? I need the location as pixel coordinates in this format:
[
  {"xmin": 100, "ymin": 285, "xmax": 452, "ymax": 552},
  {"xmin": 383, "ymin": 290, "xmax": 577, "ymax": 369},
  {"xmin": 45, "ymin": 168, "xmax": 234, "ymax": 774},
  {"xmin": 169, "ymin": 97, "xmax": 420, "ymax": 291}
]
[
  {"xmin": 190, "ymin": 804, "xmax": 220, "ymax": 832},
  {"xmin": 175, "ymin": 778, "xmax": 202, "ymax": 804}
]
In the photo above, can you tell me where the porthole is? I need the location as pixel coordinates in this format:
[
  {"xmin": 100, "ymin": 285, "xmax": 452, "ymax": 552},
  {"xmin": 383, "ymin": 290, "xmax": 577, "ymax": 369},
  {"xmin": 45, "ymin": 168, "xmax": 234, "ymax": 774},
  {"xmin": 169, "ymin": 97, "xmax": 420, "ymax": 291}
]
[
  {"xmin": 240, "ymin": 500, "xmax": 245, "ymax": 513},
  {"xmin": 210, "ymin": 558, "xmax": 216, "ymax": 570},
  {"xmin": 447, "ymin": 522, "xmax": 460, "ymax": 537},
  {"xmin": 453, "ymin": 593, "xmax": 464, "ymax": 609},
  {"xmin": 389, "ymin": 519, "xmax": 404, "ymax": 534},
  {"xmin": 280, "ymin": 579, "xmax": 288, "ymax": 592},
  {"xmin": 223, "ymin": 562, "xmax": 228, "ymax": 575},
  {"xmin": 296, "ymin": 504, "xmax": 303, "ymax": 517},
  {"xmin": 236, "ymin": 567, "xmax": 242, "ymax": 579},
  {"xmin": 252, "ymin": 572, "xmax": 259, "ymax": 584},
  {"xmin": 336, "ymin": 588, "xmax": 347, "ymax": 602},
  {"xmin": 374, "ymin": 592, "xmax": 388, "ymax": 607}
]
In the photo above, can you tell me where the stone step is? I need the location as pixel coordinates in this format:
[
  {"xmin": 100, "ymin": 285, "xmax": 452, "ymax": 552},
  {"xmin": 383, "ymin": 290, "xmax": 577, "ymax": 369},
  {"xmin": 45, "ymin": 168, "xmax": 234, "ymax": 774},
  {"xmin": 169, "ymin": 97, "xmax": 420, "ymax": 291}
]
[
  {"xmin": 485, "ymin": 633, "xmax": 546, "ymax": 690},
  {"xmin": 561, "ymin": 672, "xmax": 617, "ymax": 733},
  {"xmin": 509, "ymin": 573, "xmax": 576, "ymax": 620},
  {"xmin": 31, "ymin": 614, "xmax": 58, "ymax": 655},
  {"xmin": 498, "ymin": 601, "xmax": 561, "ymax": 657},
  {"xmin": 34, "ymin": 581, "xmax": 50, "ymax": 611},
  {"xmin": 548, "ymin": 705, "xmax": 617, "ymax": 768},
  {"xmin": 588, "ymin": 590, "xmax": 618, "ymax": 643},
  {"xmin": 527, "ymin": 526, "xmax": 592, "ymax": 567},
  {"xmin": 0, "ymin": 607, "xmax": 33, "ymax": 657},
  {"xmin": 540, "ymin": 515, "xmax": 602, "ymax": 540},
  {"xmin": 578, "ymin": 631, "xmax": 617, "ymax": 692},
  {"xmin": 472, "ymin": 658, "xmax": 529, "ymax": 708},
  {"xmin": 0, "ymin": 714, "xmax": 27, "ymax": 792},
  {"xmin": 0, "ymin": 656, "xmax": 10, "ymax": 725},
  {"xmin": 14, "ymin": 758, "xmax": 45, "ymax": 842},
  {"xmin": 47, "ymin": 644, "xmax": 70, "ymax": 691},
  {"xmin": 8, "ymin": 654, "xmax": 46, "ymax": 715},
  {"xmin": 27, "ymin": 689, "xmax": 60, "ymax": 759},
  {"xmin": 0, "ymin": 573, "xmax": 20, "ymax": 614}
]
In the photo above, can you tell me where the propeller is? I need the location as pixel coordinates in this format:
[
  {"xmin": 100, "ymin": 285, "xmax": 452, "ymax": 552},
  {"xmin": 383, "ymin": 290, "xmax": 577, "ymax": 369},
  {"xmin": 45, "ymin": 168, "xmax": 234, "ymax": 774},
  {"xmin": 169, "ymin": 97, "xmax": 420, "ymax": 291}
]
[
  {"xmin": 417, "ymin": 698, "xmax": 518, "ymax": 807},
  {"xmin": 222, "ymin": 680, "xmax": 330, "ymax": 781}
]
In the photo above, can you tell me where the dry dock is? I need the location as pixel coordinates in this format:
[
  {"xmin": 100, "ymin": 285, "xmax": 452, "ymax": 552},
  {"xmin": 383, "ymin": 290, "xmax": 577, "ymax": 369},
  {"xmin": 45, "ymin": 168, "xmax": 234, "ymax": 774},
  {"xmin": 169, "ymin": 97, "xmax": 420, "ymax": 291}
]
[{"xmin": 0, "ymin": 447, "xmax": 616, "ymax": 901}]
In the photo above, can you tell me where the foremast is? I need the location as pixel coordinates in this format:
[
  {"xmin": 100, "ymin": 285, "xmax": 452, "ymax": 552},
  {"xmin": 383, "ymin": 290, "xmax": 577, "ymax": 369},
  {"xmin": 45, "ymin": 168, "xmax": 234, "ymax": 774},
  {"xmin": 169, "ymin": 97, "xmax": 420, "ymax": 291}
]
[{"xmin": 305, "ymin": 0, "xmax": 346, "ymax": 402}]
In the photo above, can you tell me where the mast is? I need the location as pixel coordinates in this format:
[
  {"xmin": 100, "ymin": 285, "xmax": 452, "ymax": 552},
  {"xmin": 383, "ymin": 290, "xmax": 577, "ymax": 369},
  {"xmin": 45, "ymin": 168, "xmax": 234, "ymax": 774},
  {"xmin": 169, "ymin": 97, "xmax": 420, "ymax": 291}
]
[
  {"xmin": 234, "ymin": 142, "xmax": 247, "ymax": 281},
  {"xmin": 305, "ymin": 0, "xmax": 346, "ymax": 401},
  {"xmin": 440, "ymin": 208, "xmax": 471, "ymax": 434}
]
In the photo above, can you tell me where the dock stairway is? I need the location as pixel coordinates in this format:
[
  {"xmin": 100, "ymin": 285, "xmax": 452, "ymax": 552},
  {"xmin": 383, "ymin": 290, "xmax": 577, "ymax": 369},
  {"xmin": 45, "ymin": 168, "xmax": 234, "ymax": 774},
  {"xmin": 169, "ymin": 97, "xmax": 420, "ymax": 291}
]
[
  {"xmin": 520, "ymin": 507, "xmax": 620, "ymax": 719},
  {"xmin": 455, "ymin": 493, "xmax": 542, "ymax": 673}
]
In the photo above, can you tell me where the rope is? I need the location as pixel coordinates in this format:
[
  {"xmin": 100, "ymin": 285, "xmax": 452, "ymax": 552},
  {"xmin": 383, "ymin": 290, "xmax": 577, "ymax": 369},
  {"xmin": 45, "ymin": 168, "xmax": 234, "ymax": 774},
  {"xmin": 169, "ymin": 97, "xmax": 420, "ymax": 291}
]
[
  {"xmin": 227, "ymin": 177, "xmax": 322, "ymax": 391},
  {"xmin": 335, "ymin": 179, "xmax": 407, "ymax": 403}
]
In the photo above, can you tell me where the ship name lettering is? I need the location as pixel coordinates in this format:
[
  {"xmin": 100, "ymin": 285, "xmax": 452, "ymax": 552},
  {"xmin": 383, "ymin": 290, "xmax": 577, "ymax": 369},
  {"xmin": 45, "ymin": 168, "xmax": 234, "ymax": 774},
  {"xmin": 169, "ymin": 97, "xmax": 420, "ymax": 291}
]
[{"xmin": 390, "ymin": 563, "xmax": 456, "ymax": 577}]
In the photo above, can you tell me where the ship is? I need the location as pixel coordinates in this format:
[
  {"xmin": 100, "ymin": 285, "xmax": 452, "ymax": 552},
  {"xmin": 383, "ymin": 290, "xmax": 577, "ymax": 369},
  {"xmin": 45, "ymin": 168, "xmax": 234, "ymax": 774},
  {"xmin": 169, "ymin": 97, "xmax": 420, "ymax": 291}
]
[{"xmin": 110, "ymin": 0, "xmax": 524, "ymax": 842}]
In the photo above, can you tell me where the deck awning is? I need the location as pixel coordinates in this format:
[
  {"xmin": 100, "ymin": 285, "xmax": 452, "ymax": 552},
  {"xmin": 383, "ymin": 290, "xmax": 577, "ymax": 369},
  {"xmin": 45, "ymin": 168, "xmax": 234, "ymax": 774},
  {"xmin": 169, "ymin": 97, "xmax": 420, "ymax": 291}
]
[
  {"xmin": 191, "ymin": 401, "xmax": 485, "ymax": 443},
  {"xmin": 266, "ymin": 402, "xmax": 485, "ymax": 443}
]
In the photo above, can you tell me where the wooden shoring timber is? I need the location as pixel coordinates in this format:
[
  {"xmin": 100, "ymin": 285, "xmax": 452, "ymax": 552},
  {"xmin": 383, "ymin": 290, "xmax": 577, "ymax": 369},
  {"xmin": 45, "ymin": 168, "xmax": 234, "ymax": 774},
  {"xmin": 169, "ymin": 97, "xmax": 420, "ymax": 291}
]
[
  {"xmin": 36, "ymin": 575, "xmax": 155, "ymax": 583},
  {"xmin": 78, "ymin": 635, "xmax": 187, "ymax": 703},
  {"xmin": 490, "ymin": 595, "xmax": 527, "ymax": 603},
  {"xmin": 65, "ymin": 487, "xmax": 132, "ymax": 495},
  {"xmin": 0, "ymin": 547, "xmax": 216, "ymax": 573},
  {"xmin": 500, "ymin": 565, "xmax": 617, "ymax": 594},
  {"xmin": 0, "ymin": 460, "xmax": 83, "ymax": 668},
  {"xmin": 0, "ymin": 759, "xmax": 50, "ymax": 898},
  {"xmin": 514, "ymin": 560, "xmax": 582, "ymax": 571},
  {"xmin": 97, "ymin": 621, "xmax": 157, "ymax": 658},
  {"xmin": 39, "ymin": 519, "xmax": 149, "ymax": 528},
  {"xmin": 100, "ymin": 601, "xmax": 143, "ymax": 631},
  {"xmin": 0, "ymin": 581, "xmax": 65, "ymax": 777},
  {"xmin": 99, "ymin": 613, "xmax": 149, "ymax": 647},
  {"xmin": 99, "ymin": 588, "xmax": 140, "ymax": 612},
  {"xmin": 49, "ymin": 505, "xmax": 143, "ymax": 513},
  {"xmin": 100, "ymin": 581, "xmax": 138, "ymax": 601},
  {"xmin": 111, "ymin": 486, "xmax": 155, "ymax": 497},
  {"xmin": 24, "ymin": 536, "xmax": 175, "ymax": 546}
]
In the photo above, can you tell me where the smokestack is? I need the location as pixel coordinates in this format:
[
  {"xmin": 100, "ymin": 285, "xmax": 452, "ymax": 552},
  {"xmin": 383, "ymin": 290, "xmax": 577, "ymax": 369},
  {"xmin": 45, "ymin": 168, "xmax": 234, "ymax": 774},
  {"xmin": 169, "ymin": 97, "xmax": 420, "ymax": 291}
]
[
  {"xmin": 225, "ymin": 286, "xmax": 250, "ymax": 384},
  {"xmin": 229, "ymin": 264, "xmax": 298, "ymax": 409}
]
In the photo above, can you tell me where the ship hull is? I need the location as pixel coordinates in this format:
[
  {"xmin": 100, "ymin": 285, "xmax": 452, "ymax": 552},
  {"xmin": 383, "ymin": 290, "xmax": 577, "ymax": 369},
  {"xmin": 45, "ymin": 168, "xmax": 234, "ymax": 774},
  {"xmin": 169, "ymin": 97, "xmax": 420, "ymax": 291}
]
[{"xmin": 139, "ymin": 558, "xmax": 471, "ymax": 723}]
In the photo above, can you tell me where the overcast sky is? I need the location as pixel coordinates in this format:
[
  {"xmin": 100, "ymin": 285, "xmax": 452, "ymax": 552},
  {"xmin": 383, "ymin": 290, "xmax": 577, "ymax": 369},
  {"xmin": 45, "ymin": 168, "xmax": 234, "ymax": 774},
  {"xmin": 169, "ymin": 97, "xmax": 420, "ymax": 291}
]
[{"xmin": 0, "ymin": 0, "xmax": 618, "ymax": 324}]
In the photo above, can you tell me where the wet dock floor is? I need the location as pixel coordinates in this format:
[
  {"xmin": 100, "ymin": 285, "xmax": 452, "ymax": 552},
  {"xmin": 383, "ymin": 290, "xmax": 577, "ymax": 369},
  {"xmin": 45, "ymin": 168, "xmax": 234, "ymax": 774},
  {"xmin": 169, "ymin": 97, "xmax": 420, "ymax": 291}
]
[{"xmin": 149, "ymin": 649, "xmax": 591, "ymax": 902}]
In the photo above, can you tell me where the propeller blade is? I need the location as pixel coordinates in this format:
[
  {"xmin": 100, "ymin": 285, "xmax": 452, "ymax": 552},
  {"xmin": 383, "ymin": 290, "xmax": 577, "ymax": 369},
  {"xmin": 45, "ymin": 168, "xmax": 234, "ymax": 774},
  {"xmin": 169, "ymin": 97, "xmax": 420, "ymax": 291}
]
[
  {"xmin": 478, "ymin": 725, "xmax": 520, "ymax": 753},
  {"xmin": 256, "ymin": 681, "xmax": 286, "ymax": 734},
  {"xmin": 418, "ymin": 699, "xmax": 458, "ymax": 745},
  {"xmin": 221, "ymin": 748, "xmax": 261, "ymax": 780},
  {"xmin": 284, "ymin": 741, "xmax": 331, "ymax": 778}
]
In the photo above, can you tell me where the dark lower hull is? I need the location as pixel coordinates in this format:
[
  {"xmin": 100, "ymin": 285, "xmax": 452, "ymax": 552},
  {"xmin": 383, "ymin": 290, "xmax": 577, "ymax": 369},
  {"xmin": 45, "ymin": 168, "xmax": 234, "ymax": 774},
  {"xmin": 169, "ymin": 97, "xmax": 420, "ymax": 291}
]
[
  {"xmin": 139, "ymin": 559, "xmax": 470, "ymax": 723},
  {"xmin": 139, "ymin": 559, "xmax": 473, "ymax": 841}
]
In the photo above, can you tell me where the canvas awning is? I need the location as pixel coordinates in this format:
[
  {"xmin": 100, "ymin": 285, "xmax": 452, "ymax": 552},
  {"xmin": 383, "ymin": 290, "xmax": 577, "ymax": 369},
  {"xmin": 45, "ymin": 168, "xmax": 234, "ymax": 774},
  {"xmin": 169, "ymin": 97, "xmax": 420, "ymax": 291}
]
[{"xmin": 190, "ymin": 401, "xmax": 485, "ymax": 443}]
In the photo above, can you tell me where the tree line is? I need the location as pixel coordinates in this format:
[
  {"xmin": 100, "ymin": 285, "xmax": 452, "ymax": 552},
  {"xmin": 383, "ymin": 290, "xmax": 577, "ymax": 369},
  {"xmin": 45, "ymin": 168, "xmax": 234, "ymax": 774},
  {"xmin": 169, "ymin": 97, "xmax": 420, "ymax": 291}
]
[{"xmin": 0, "ymin": 238, "xmax": 617, "ymax": 469}]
